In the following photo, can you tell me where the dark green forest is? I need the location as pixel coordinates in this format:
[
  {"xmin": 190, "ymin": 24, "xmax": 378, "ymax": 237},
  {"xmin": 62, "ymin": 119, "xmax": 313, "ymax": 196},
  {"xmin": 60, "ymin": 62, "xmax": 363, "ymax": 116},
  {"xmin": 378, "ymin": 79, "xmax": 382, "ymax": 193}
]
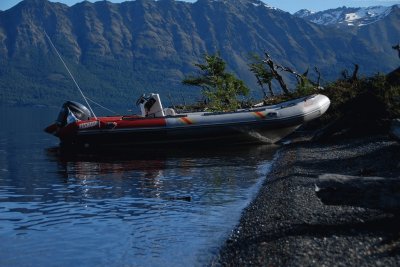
[{"xmin": 0, "ymin": 0, "xmax": 399, "ymax": 110}]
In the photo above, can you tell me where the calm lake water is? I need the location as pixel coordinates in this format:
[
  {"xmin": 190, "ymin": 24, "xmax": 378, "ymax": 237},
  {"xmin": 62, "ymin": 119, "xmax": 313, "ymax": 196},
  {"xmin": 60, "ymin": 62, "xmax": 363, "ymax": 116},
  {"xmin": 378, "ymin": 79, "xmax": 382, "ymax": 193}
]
[{"xmin": 0, "ymin": 105, "xmax": 278, "ymax": 266}]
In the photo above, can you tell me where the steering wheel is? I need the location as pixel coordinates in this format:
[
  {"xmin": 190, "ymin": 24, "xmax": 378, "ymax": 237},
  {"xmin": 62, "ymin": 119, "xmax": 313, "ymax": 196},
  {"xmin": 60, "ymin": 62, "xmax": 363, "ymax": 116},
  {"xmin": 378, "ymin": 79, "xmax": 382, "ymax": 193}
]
[{"xmin": 135, "ymin": 94, "xmax": 148, "ymax": 106}]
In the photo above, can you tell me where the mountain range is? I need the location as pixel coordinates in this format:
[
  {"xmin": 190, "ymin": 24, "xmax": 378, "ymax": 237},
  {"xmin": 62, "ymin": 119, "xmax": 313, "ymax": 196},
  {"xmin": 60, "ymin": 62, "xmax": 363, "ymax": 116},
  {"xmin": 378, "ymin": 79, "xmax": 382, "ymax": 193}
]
[
  {"xmin": 294, "ymin": 5, "xmax": 399, "ymax": 27},
  {"xmin": 0, "ymin": 0, "xmax": 399, "ymax": 108}
]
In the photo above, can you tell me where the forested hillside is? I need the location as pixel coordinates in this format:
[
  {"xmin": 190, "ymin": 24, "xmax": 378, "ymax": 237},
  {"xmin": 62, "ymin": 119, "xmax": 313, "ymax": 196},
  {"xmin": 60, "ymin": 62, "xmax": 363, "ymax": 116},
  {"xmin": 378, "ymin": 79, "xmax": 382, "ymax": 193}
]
[{"xmin": 0, "ymin": 0, "xmax": 398, "ymax": 108}]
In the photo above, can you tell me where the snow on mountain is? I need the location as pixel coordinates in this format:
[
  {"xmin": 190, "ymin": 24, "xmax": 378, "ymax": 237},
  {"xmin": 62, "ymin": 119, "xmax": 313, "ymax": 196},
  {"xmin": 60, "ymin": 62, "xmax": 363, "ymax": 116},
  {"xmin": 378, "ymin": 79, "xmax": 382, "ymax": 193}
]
[
  {"xmin": 209, "ymin": 0, "xmax": 283, "ymax": 11},
  {"xmin": 294, "ymin": 9, "xmax": 315, "ymax": 18},
  {"xmin": 249, "ymin": 0, "xmax": 281, "ymax": 11},
  {"xmin": 294, "ymin": 5, "xmax": 397, "ymax": 27}
]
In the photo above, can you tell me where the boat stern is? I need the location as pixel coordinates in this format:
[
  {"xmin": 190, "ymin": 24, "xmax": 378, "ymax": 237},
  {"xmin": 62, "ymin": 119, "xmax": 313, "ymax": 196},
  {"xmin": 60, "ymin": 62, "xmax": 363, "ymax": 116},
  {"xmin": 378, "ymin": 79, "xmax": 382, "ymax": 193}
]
[{"xmin": 44, "ymin": 123, "xmax": 59, "ymax": 136}]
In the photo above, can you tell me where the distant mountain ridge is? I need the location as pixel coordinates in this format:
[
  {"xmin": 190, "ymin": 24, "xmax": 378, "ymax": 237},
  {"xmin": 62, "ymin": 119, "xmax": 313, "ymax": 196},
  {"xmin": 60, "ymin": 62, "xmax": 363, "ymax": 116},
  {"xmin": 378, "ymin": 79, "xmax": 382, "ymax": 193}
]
[
  {"xmin": 0, "ymin": 0, "xmax": 399, "ymax": 107},
  {"xmin": 294, "ymin": 5, "xmax": 398, "ymax": 27}
]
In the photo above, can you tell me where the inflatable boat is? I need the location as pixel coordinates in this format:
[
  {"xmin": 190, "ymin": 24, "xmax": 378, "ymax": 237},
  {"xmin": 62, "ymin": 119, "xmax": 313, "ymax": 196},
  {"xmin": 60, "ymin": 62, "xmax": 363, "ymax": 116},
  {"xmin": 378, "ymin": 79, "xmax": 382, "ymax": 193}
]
[{"xmin": 45, "ymin": 93, "xmax": 330, "ymax": 149}]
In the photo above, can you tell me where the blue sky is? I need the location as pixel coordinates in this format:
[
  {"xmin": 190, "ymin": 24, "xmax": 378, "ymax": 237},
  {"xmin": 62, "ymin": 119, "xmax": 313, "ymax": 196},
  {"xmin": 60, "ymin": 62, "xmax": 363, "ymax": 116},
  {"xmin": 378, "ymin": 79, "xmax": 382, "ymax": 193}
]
[{"xmin": 1, "ymin": 0, "xmax": 399, "ymax": 13}]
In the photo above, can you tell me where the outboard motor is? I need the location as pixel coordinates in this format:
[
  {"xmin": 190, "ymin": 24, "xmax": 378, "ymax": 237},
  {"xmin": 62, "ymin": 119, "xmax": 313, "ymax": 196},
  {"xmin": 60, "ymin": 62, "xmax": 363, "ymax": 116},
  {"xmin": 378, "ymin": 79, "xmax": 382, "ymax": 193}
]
[
  {"xmin": 56, "ymin": 101, "xmax": 92, "ymax": 127},
  {"xmin": 136, "ymin": 93, "xmax": 165, "ymax": 118}
]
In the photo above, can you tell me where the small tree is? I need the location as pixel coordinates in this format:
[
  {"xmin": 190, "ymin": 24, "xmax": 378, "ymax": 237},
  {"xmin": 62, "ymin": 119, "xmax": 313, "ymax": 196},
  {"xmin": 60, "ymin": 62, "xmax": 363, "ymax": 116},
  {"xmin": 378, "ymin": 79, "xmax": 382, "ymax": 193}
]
[
  {"xmin": 248, "ymin": 53, "xmax": 274, "ymax": 98},
  {"xmin": 295, "ymin": 75, "xmax": 317, "ymax": 96},
  {"xmin": 248, "ymin": 52, "xmax": 291, "ymax": 96},
  {"xmin": 183, "ymin": 54, "xmax": 249, "ymax": 111},
  {"xmin": 250, "ymin": 52, "xmax": 324, "ymax": 99},
  {"xmin": 263, "ymin": 53, "xmax": 291, "ymax": 96}
]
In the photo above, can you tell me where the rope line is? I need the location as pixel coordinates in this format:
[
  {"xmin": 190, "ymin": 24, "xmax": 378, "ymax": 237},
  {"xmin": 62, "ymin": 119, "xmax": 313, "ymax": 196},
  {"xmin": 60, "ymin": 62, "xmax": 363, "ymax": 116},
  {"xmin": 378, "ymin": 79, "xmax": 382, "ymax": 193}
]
[
  {"xmin": 44, "ymin": 31, "xmax": 97, "ymax": 119},
  {"xmin": 86, "ymin": 97, "xmax": 118, "ymax": 115}
]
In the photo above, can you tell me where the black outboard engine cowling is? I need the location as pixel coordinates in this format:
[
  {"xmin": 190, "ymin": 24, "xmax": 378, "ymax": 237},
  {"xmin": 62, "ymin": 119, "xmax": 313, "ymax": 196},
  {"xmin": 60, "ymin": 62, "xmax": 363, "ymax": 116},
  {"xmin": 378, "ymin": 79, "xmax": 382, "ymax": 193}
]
[{"xmin": 56, "ymin": 101, "xmax": 92, "ymax": 127}]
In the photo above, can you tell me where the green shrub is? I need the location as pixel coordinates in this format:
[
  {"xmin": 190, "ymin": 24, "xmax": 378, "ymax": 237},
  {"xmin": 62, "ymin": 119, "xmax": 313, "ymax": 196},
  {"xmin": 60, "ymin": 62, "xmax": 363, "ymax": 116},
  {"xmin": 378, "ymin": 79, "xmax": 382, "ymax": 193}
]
[{"xmin": 183, "ymin": 54, "xmax": 249, "ymax": 111}]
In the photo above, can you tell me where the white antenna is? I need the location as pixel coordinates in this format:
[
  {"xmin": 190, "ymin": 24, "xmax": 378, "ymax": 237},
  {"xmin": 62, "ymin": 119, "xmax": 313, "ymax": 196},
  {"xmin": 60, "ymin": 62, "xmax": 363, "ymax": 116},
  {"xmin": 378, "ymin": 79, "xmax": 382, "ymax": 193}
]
[{"xmin": 44, "ymin": 31, "xmax": 97, "ymax": 119}]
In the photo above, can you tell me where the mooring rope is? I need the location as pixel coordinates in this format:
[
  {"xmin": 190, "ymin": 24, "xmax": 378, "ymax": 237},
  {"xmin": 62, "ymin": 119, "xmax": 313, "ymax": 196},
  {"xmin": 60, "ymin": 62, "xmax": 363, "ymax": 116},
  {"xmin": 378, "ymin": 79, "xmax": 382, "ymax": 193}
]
[
  {"xmin": 86, "ymin": 97, "xmax": 118, "ymax": 115},
  {"xmin": 44, "ymin": 30, "xmax": 98, "ymax": 119}
]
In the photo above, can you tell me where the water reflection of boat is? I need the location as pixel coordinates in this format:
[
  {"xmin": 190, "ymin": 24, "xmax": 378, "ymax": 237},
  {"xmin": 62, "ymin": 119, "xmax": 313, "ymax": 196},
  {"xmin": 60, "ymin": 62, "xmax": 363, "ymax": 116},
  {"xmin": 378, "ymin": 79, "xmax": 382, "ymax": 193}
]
[
  {"xmin": 46, "ymin": 145, "xmax": 279, "ymax": 171},
  {"xmin": 45, "ymin": 93, "xmax": 330, "ymax": 149},
  {"xmin": 46, "ymin": 145, "xmax": 278, "ymax": 201},
  {"xmin": 47, "ymin": 147, "xmax": 166, "ymax": 179}
]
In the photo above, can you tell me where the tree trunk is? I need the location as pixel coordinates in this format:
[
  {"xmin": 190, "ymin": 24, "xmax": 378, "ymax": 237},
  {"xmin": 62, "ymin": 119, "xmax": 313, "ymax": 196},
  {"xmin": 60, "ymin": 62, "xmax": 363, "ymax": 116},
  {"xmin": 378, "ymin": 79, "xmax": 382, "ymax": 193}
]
[
  {"xmin": 267, "ymin": 81, "xmax": 274, "ymax": 97},
  {"xmin": 265, "ymin": 59, "xmax": 290, "ymax": 95}
]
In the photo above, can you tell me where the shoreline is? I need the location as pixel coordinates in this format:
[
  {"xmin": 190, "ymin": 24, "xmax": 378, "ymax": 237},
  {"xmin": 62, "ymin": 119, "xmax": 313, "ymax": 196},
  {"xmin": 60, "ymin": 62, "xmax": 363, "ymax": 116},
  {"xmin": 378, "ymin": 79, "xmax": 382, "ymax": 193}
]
[{"xmin": 214, "ymin": 134, "xmax": 400, "ymax": 266}]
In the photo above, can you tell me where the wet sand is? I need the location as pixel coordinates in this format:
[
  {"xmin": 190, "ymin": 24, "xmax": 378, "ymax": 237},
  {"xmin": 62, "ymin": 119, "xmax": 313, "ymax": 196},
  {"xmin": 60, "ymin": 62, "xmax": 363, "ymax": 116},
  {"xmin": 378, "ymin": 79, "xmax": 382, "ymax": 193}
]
[{"xmin": 214, "ymin": 135, "xmax": 400, "ymax": 266}]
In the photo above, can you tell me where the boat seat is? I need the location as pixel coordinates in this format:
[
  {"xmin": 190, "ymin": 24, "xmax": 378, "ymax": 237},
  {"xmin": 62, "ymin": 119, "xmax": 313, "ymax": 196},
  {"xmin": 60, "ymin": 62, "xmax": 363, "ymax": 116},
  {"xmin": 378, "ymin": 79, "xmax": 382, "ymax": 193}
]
[{"xmin": 164, "ymin": 108, "xmax": 176, "ymax": 116}]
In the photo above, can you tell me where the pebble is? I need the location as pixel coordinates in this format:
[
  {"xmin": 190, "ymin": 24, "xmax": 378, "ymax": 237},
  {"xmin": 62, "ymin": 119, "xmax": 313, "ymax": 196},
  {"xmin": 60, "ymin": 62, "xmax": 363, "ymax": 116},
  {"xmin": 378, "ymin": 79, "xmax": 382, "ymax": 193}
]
[{"xmin": 214, "ymin": 135, "xmax": 400, "ymax": 266}]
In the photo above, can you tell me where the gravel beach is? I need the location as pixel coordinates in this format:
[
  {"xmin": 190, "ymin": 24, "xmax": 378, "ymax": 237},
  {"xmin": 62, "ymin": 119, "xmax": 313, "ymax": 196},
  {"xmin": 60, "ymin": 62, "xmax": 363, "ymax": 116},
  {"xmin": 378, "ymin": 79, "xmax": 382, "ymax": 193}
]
[{"xmin": 214, "ymin": 135, "xmax": 400, "ymax": 266}]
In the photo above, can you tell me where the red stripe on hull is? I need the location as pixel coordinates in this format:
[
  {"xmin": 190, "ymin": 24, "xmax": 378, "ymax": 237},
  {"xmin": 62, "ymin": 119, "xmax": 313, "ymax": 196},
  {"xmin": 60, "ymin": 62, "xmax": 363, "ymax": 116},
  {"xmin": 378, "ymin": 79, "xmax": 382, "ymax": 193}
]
[
  {"xmin": 109, "ymin": 118, "xmax": 166, "ymax": 128},
  {"xmin": 75, "ymin": 117, "xmax": 167, "ymax": 130},
  {"xmin": 50, "ymin": 116, "xmax": 167, "ymax": 139}
]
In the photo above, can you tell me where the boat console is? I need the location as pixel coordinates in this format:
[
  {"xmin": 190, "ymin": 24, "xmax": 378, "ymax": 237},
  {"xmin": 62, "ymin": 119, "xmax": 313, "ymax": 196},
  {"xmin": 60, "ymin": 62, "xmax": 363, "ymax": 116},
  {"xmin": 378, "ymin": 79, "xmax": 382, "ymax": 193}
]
[{"xmin": 136, "ymin": 93, "xmax": 170, "ymax": 118}]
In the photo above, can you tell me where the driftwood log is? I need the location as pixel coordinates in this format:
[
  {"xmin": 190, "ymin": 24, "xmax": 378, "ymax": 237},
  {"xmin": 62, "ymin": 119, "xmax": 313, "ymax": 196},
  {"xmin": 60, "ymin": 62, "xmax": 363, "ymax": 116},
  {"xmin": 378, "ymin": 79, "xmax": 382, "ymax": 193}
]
[
  {"xmin": 391, "ymin": 119, "xmax": 400, "ymax": 142},
  {"xmin": 316, "ymin": 174, "xmax": 400, "ymax": 212}
]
